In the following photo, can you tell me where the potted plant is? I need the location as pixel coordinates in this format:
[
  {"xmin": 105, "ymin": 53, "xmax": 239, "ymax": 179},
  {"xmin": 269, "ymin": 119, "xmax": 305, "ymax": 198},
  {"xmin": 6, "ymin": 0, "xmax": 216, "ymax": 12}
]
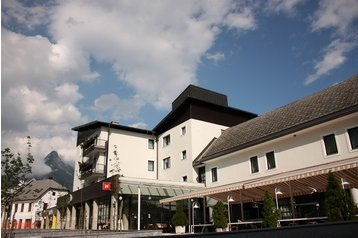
[
  {"xmin": 171, "ymin": 202, "xmax": 188, "ymax": 234},
  {"xmin": 262, "ymin": 191, "xmax": 281, "ymax": 227},
  {"xmin": 212, "ymin": 201, "xmax": 228, "ymax": 232}
]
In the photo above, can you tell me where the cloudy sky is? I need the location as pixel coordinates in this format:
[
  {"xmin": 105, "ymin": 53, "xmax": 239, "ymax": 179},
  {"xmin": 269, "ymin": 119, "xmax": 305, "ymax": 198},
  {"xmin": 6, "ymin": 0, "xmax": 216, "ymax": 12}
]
[{"xmin": 2, "ymin": 0, "xmax": 358, "ymax": 175}]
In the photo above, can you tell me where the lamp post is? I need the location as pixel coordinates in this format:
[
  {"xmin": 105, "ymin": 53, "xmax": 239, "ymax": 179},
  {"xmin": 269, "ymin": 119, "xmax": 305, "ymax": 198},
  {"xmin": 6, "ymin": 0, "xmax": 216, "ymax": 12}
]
[
  {"xmin": 191, "ymin": 201, "xmax": 200, "ymax": 233},
  {"xmin": 118, "ymin": 196, "xmax": 123, "ymax": 232},
  {"xmin": 341, "ymin": 178, "xmax": 350, "ymax": 189},
  {"xmin": 275, "ymin": 188, "xmax": 283, "ymax": 210},
  {"xmin": 227, "ymin": 195, "xmax": 234, "ymax": 231}
]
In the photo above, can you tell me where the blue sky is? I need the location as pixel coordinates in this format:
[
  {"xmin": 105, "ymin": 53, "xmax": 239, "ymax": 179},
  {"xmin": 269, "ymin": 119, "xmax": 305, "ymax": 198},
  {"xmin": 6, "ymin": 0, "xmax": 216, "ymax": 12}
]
[{"xmin": 2, "ymin": 0, "xmax": 358, "ymax": 174}]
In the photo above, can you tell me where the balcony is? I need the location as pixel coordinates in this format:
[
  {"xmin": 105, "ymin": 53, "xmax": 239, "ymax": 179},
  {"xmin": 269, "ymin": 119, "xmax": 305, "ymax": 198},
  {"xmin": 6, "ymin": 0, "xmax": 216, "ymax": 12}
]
[
  {"xmin": 82, "ymin": 138, "xmax": 106, "ymax": 157},
  {"xmin": 79, "ymin": 163, "xmax": 105, "ymax": 180}
]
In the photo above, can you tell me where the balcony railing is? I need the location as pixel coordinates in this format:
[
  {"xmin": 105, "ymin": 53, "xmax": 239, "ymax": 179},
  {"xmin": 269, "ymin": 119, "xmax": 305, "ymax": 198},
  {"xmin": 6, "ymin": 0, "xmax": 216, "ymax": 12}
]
[
  {"xmin": 79, "ymin": 164, "xmax": 105, "ymax": 180},
  {"xmin": 82, "ymin": 139, "xmax": 107, "ymax": 156}
]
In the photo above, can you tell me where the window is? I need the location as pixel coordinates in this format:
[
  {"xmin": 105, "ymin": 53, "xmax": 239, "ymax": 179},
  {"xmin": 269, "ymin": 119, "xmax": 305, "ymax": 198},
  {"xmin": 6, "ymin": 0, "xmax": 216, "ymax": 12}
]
[
  {"xmin": 182, "ymin": 176, "xmax": 187, "ymax": 182},
  {"xmin": 347, "ymin": 126, "xmax": 358, "ymax": 150},
  {"xmin": 163, "ymin": 135, "xmax": 170, "ymax": 147},
  {"xmin": 198, "ymin": 167, "xmax": 206, "ymax": 184},
  {"xmin": 20, "ymin": 203, "xmax": 24, "ymax": 212},
  {"xmin": 181, "ymin": 126, "xmax": 186, "ymax": 135},
  {"xmin": 250, "ymin": 156, "xmax": 259, "ymax": 173},
  {"xmin": 148, "ymin": 139, "xmax": 155, "ymax": 149},
  {"xmin": 181, "ymin": 150, "xmax": 187, "ymax": 160},
  {"xmin": 28, "ymin": 203, "xmax": 32, "ymax": 212},
  {"xmin": 211, "ymin": 167, "xmax": 218, "ymax": 182},
  {"xmin": 266, "ymin": 151, "xmax": 276, "ymax": 170},
  {"xmin": 323, "ymin": 134, "xmax": 338, "ymax": 156},
  {"xmin": 148, "ymin": 160, "xmax": 154, "ymax": 171},
  {"xmin": 14, "ymin": 204, "xmax": 18, "ymax": 213},
  {"xmin": 52, "ymin": 191, "xmax": 56, "ymax": 196},
  {"xmin": 163, "ymin": 157, "xmax": 171, "ymax": 169}
]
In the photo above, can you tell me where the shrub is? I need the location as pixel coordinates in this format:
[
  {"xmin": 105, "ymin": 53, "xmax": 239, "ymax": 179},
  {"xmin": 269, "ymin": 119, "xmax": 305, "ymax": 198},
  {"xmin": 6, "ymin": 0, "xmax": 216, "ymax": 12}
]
[{"xmin": 212, "ymin": 200, "xmax": 228, "ymax": 229}]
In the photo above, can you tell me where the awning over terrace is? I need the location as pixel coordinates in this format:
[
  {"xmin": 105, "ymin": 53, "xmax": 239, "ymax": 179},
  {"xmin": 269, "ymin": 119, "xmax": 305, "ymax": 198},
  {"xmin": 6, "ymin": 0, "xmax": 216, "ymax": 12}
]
[{"xmin": 160, "ymin": 157, "xmax": 358, "ymax": 204}]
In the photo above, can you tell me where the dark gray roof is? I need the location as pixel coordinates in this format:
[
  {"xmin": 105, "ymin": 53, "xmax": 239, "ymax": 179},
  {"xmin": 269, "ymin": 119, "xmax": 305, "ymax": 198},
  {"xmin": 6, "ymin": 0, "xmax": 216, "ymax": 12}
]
[
  {"xmin": 198, "ymin": 74, "xmax": 358, "ymax": 163},
  {"xmin": 15, "ymin": 179, "xmax": 68, "ymax": 202}
]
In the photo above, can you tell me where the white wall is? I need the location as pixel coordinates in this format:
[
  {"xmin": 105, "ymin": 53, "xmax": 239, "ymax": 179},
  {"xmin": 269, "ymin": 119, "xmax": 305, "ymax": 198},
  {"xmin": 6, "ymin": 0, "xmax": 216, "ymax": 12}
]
[
  {"xmin": 158, "ymin": 119, "xmax": 228, "ymax": 182},
  {"xmin": 107, "ymin": 128, "xmax": 157, "ymax": 180},
  {"xmin": 204, "ymin": 113, "xmax": 358, "ymax": 187},
  {"xmin": 11, "ymin": 189, "xmax": 68, "ymax": 229}
]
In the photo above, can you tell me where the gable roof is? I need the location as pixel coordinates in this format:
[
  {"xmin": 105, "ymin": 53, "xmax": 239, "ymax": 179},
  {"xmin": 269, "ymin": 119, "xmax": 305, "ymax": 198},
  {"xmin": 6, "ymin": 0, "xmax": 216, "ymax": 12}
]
[
  {"xmin": 197, "ymin": 74, "xmax": 358, "ymax": 164},
  {"xmin": 15, "ymin": 179, "xmax": 68, "ymax": 202}
]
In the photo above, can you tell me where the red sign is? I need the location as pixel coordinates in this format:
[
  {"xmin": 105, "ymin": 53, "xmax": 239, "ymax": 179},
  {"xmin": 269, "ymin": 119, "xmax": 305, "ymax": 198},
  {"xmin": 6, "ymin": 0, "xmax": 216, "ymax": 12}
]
[{"xmin": 102, "ymin": 182, "xmax": 112, "ymax": 191}]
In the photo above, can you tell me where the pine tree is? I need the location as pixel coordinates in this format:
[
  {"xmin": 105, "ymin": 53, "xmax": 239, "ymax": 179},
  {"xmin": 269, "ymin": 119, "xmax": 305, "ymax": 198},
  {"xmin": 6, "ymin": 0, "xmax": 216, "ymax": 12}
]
[
  {"xmin": 212, "ymin": 200, "xmax": 228, "ymax": 229},
  {"xmin": 325, "ymin": 172, "xmax": 356, "ymax": 221},
  {"xmin": 262, "ymin": 191, "xmax": 280, "ymax": 227}
]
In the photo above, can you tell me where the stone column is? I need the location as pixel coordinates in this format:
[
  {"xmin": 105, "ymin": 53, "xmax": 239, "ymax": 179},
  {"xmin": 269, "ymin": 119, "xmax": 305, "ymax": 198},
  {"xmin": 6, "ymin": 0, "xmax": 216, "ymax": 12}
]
[
  {"xmin": 91, "ymin": 200, "xmax": 98, "ymax": 230},
  {"xmin": 71, "ymin": 206, "xmax": 76, "ymax": 229},
  {"xmin": 56, "ymin": 209, "xmax": 61, "ymax": 229},
  {"xmin": 84, "ymin": 202, "xmax": 90, "ymax": 230},
  {"xmin": 65, "ymin": 207, "xmax": 71, "ymax": 229},
  {"xmin": 110, "ymin": 194, "xmax": 117, "ymax": 230}
]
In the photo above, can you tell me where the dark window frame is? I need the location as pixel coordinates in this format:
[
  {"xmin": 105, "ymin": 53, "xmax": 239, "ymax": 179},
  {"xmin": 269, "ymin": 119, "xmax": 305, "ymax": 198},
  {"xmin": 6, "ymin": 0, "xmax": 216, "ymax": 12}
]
[
  {"xmin": 266, "ymin": 151, "xmax": 276, "ymax": 170},
  {"xmin": 323, "ymin": 134, "xmax": 338, "ymax": 156},
  {"xmin": 347, "ymin": 126, "xmax": 358, "ymax": 150},
  {"xmin": 211, "ymin": 167, "xmax": 218, "ymax": 182},
  {"xmin": 250, "ymin": 156, "xmax": 259, "ymax": 173}
]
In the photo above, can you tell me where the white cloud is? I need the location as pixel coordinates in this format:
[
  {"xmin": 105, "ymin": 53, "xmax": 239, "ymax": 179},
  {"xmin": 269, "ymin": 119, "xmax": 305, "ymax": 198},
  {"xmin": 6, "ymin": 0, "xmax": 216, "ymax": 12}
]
[
  {"xmin": 1, "ymin": 0, "xmax": 52, "ymax": 30},
  {"xmin": 305, "ymin": 40, "xmax": 353, "ymax": 85},
  {"xmin": 311, "ymin": 0, "xmax": 358, "ymax": 35},
  {"xmin": 206, "ymin": 52, "xmax": 225, "ymax": 63},
  {"xmin": 306, "ymin": 0, "xmax": 358, "ymax": 84},
  {"xmin": 47, "ymin": 0, "xmax": 257, "ymax": 109},
  {"xmin": 92, "ymin": 94, "xmax": 144, "ymax": 122},
  {"xmin": 265, "ymin": 0, "xmax": 303, "ymax": 14}
]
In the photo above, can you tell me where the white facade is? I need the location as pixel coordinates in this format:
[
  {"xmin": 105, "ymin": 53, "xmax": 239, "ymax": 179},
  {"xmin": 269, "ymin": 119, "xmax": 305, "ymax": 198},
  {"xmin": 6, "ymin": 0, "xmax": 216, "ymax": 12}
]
[
  {"xmin": 203, "ymin": 112, "xmax": 358, "ymax": 187},
  {"xmin": 158, "ymin": 119, "xmax": 228, "ymax": 183},
  {"xmin": 10, "ymin": 189, "xmax": 67, "ymax": 229},
  {"xmin": 74, "ymin": 119, "xmax": 231, "ymax": 189}
]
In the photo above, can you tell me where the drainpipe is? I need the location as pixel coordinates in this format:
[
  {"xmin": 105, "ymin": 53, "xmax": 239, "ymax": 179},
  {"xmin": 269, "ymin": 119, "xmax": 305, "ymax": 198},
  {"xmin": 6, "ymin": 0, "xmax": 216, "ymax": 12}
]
[
  {"xmin": 156, "ymin": 136, "xmax": 159, "ymax": 180},
  {"xmin": 106, "ymin": 123, "xmax": 111, "ymax": 178}
]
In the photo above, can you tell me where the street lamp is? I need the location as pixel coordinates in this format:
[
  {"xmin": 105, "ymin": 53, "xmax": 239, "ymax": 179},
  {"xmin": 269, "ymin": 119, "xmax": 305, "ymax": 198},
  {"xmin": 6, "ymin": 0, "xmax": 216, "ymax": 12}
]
[
  {"xmin": 191, "ymin": 201, "xmax": 200, "ymax": 233},
  {"xmin": 341, "ymin": 178, "xmax": 350, "ymax": 189},
  {"xmin": 227, "ymin": 195, "xmax": 234, "ymax": 231},
  {"xmin": 275, "ymin": 188, "xmax": 283, "ymax": 210},
  {"xmin": 118, "ymin": 196, "xmax": 123, "ymax": 232}
]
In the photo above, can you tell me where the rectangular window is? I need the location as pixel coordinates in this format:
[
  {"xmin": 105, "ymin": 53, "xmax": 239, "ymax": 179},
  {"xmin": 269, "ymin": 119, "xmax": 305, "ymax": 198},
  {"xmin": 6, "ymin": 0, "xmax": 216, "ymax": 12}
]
[
  {"xmin": 266, "ymin": 151, "xmax": 276, "ymax": 170},
  {"xmin": 181, "ymin": 126, "xmax": 186, "ymax": 135},
  {"xmin": 198, "ymin": 167, "xmax": 206, "ymax": 184},
  {"xmin": 52, "ymin": 191, "xmax": 56, "ymax": 196},
  {"xmin": 14, "ymin": 204, "xmax": 18, "ymax": 213},
  {"xmin": 211, "ymin": 167, "xmax": 218, "ymax": 182},
  {"xmin": 21, "ymin": 203, "xmax": 24, "ymax": 212},
  {"xmin": 250, "ymin": 156, "xmax": 259, "ymax": 173},
  {"xmin": 148, "ymin": 139, "xmax": 155, "ymax": 149},
  {"xmin": 163, "ymin": 157, "xmax": 171, "ymax": 169},
  {"xmin": 323, "ymin": 134, "xmax": 338, "ymax": 156},
  {"xmin": 347, "ymin": 126, "xmax": 358, "ymax": 150},
  {"xmin": 181, "ymin": 150, "xmax": 187, "ymax": 160},
  {"xmin": 28, "ymin": 203, "xmax": 32, "ymax": 212},
  {"xmin": 182, "ymin": 176, "xmax": 187, "ymax": 182},
  {"xmin": 163, "ymin": 135, "xmax": 170, "ymax": 147},
  {"xmin": 148, "ymin": 160, "xmax": 154, "ymax": 171}
]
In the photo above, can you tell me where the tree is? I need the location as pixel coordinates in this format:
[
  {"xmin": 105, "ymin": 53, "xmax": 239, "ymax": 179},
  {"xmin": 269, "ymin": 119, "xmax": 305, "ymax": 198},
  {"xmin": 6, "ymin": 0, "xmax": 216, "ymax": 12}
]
[
  {"xmin": 171, "ymin": 202, "xmax": 189, "ymax": 227},
  {"xmin": 1, "ymin": 137, "xmax": 34, "ymax": 236},
  {"xmin": 212, "ymin": 200, "xmax": 228, "ymax": 229},
  {"xmin": 262, "ymin": 191, "xmax": 281, "ymax": 227},
  {"xmin": 324, "ymin": 172, "xmax": 356, "ymax": 221}
]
